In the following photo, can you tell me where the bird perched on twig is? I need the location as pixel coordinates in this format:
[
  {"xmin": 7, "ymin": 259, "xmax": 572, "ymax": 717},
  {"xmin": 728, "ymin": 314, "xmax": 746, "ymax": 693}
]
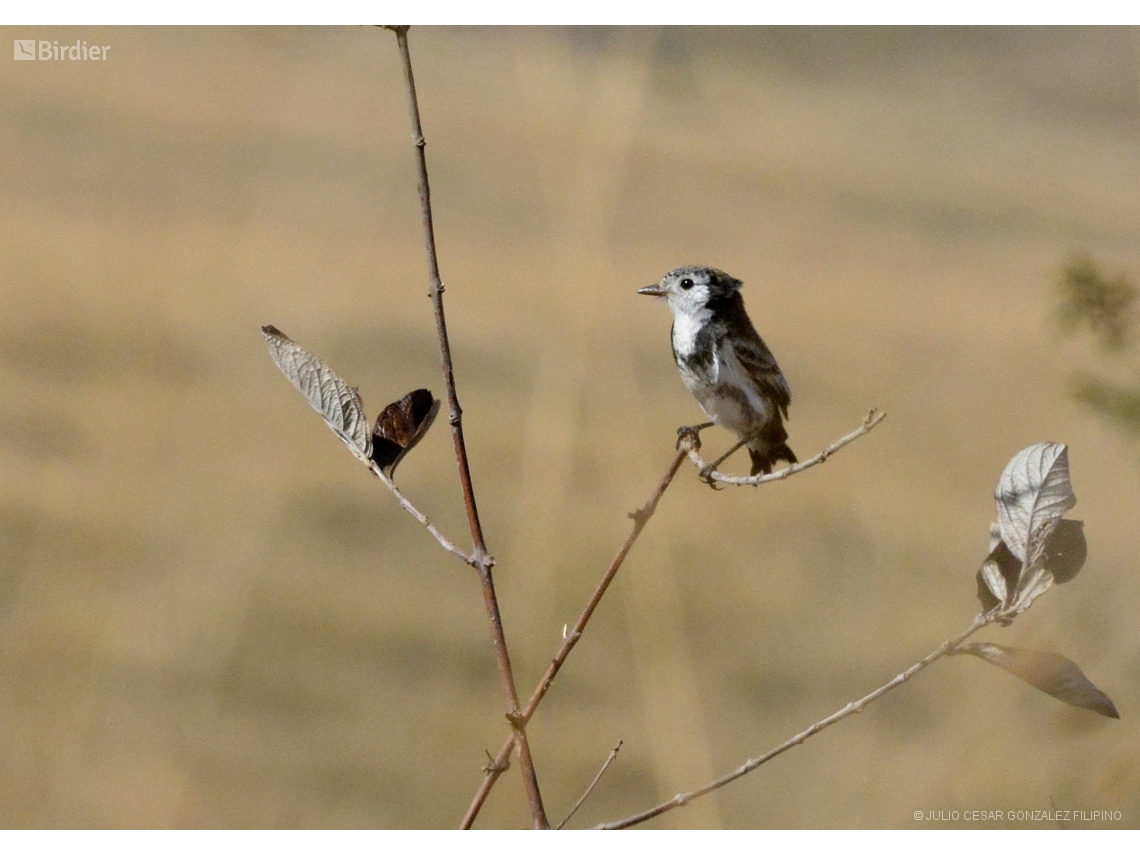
[{"xmin": 639, "ymin": 266, "xmax": 796, "ymax": 477}]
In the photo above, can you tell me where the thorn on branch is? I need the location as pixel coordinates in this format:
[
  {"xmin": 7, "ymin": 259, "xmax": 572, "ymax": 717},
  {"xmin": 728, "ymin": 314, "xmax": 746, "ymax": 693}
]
[{"xmin": 482, "ymin": 750, "xmax": 510, "ymax": 775}]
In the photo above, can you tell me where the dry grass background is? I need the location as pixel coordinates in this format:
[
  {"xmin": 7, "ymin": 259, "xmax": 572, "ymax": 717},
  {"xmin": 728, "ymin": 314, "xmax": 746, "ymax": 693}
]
[{"xmin": 1, "ymin": 26, "xmax": 1139, "ymax": 829}]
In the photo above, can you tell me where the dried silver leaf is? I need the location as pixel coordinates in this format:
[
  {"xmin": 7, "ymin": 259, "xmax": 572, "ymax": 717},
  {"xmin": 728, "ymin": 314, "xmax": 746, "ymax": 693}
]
[
  {"xmin": 262, "ymin": 325, "xmax": 373, "ymax": 464},
  {"xmin": 957, "ymin": 642, "xmax": 1119, "ymax": 719},
  {"xmin": 976, "ymin": 540, "xmax": 1020, "ymax": 615},
  {"xmin": 978, "ymin": 560, "xmax": 1006, "ymax": 609},
  {"xmin": 988, "ymin": 520, "xmax": 1002, "ymax": 554},
  {"xmin": 989, "ymin": 443, "xmax": 1079, "ymax": 616},
  {"xmin": 1010, "ymin": 563, "xmax": 1054, "ymax": 616},
  {"xmin": 995, "ymin": 443, "xmax": 1076, "ymax": 564}
]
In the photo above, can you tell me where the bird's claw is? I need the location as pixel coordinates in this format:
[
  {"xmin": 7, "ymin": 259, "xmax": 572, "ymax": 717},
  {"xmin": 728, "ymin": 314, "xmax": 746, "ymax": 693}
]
[
  {"xmin": 698, "ymin": 465, "xmax": 724, "ymax": 489},
  {"xmin": 676, "ymin": 424, "xmax": 706, "ymax": 452},
  {"xmin": 676, "ymin": 431, "xmax": 698, "ymax": 452}
]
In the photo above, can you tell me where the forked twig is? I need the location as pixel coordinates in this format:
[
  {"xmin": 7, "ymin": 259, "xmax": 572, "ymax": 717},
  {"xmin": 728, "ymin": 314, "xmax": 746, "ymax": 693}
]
[
  {"xmin": 597, "ymin": 610, "xmax": 997, "ymax": 829},
  {"xmin": 461, "ymin": 448, "xmax": 688, "ymax": 828},
  {"xmin": 385, "ymin": 25, "xmax": 550, "ymax": 829},
  {"xmin": 683, "ymin": 410, "xmax": 887, "ymax": 486},
  {"xmin": 557, "ymin": 740, "xmax": 624, "ymax": 830}
]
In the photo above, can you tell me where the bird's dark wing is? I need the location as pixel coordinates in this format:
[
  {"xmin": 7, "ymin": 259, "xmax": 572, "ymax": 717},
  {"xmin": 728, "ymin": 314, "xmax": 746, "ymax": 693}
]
[{"xmin": 731, "ymin": 331, "xmax": 791, "ymax": 419}]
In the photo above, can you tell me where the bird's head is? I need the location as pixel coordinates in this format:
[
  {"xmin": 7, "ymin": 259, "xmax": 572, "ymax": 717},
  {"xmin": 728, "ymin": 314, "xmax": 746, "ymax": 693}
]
[{"xmin": 638, "ymin": 266, "xmax": 743, "ymax": 318}]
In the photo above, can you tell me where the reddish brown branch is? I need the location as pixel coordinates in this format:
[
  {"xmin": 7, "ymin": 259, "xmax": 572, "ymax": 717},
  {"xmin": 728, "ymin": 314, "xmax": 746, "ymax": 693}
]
[
  {"xmin": 387, "ymin": 25, "xmax": 549, "ymax": 829},
  {"xmin": 461, "ymin": 448, "xmax": 688, "ymax": 828}
]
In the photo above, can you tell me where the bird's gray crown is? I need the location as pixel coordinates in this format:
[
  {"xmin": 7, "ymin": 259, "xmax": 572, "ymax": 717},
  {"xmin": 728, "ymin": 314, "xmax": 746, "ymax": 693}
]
[{"xmin": 662, "ymin": 266, "xmax": 743, "ymax": 300}]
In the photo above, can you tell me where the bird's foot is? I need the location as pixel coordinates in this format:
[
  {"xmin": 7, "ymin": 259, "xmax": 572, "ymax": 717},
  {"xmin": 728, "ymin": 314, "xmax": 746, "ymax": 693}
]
[
  {"xmin": 676, "ymin": 422, "xmax": 713, "ymax": 452},
  {"xmin": 698, "ymin": 464, "xmax": 724, "ymax": 489}
]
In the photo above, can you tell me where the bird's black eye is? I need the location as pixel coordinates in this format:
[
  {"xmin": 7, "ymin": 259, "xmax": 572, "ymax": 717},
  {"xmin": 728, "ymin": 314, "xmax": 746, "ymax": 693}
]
[{"xmin": 680, "ymin": 278, "xmax": 694, "ymax": 290}]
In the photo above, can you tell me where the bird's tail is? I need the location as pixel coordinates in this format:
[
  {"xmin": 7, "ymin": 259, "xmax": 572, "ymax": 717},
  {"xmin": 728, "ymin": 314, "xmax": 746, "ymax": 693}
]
[{"xmin": 747, "ymin": 422, "xmax": 797, "ymax": 476}]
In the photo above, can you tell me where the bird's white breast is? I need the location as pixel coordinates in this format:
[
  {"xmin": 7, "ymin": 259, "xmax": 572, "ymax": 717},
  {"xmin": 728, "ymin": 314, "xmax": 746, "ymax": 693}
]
[{"xmin": 670, "ymin": 306, "xmax": 712, "ymax": 363}]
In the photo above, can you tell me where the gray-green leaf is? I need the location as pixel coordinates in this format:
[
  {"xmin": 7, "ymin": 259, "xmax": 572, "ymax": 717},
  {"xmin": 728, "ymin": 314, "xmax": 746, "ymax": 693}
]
[
  {"xmin": 263, "ymin": 325, "xmax": 373, "ymax": 465},
  {"xmin": 995, "ymin": 443, "xmax": 1076, "ymax": 564},
  {"xmin": 991, "ymin": 443, "xmax": 1078, "ymax": 615}
]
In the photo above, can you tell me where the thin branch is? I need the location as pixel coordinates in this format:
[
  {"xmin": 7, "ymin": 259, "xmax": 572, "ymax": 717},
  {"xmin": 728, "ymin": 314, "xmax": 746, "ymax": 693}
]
[
  {"xmin": 366, "ymin": 460, "xmax": 477, "ymax": 567},
  {"xmin": 386, "ymin": 25, "xmax": 549, "ymax": 829},
  {"xmin": 597, "ymin": 610, "xmax": 999, "ymax": 829},
  {"xmin": 683, "ymin": 409, "xmax": 887, "ymax": 486},
  {"xmin": 557, "ymin": 740, "xmax": 624, "ymax": 830},
  {"xmin": 461, "ymin": 447, "xmax": 688, "ymax": 828}
]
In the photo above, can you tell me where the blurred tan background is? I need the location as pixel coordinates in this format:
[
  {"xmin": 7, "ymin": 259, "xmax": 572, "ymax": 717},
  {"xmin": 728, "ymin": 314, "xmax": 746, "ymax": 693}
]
[{"xmin": 1, "ymin": 26, "xmax": 1138, "ymax": 829}]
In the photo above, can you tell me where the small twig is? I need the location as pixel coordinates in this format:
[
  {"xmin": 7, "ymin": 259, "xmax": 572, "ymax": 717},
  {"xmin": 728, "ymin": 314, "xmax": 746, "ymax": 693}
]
[
  {"xmin": 365, "ymin": 460, "xmax": 477, "ymax": 567},
  {"xmin": 597, "ymin": 610, "xmax": 998, "ymax": 829},
  {"xmin": 557, "ymin": 740, "xmax": 624, "ymax": 830},
  {"xmin": 387, "ymin": 25, "xmax": 549, "ymax": 829},
  {"xmin": 461, "ymin": 448, "xmax": 688, "ymax": 828},
  {"xmin": 682, "ymin": 409, "xmax": 887, "ymax": 486}
]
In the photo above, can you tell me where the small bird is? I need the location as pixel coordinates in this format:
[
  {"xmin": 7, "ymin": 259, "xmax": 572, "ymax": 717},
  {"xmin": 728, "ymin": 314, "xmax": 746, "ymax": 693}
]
[{"xmin": 639, "ymin": 266, "xmax": 796, "ymax": 476}]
